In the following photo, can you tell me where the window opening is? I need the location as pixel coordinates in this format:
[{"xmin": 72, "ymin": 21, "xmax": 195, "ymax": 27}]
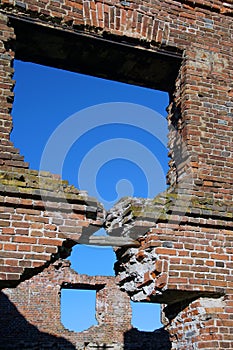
[
  {"xmin": 11, "ymin": 60, "xmax": 169, "ymax": 208},
  {"xmin": 11, "ymin": 59, "xmax": 169, "ymax": 332},
  {"xmin": 130, "ymin": 301, "xmax": 163, "ymax": 331},
  {"xmin": 70, "ymin": 229, "xmax": 116, "ymax": 276},
  {"xmin": 61, "ymin": 289, "xmax": 97, "ymax": 332}
]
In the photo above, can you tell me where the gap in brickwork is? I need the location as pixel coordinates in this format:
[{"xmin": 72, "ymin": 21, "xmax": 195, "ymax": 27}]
[
  {"xmin": 11, "ymin": 59, "xmax": 169, "ymax": 332},
  {"xmin": 11, "ymin": 60, "xmax": 169, "ymax": 209},
  {"xmin": 130, "ymin": 301, "xmax": 163, "ymax": 331},
  {"xmin": 70, "ymin": 231, "xmax": 116, "ymax": 276},
  {"xmin": 61, "ymin": 289, "xmax": 97, "ymax": 332}
]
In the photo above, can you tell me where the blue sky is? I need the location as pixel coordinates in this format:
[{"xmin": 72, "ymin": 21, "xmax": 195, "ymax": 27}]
[{"xmin": 11, "ymin": 60, "xmax": 169, "ymax": 332}]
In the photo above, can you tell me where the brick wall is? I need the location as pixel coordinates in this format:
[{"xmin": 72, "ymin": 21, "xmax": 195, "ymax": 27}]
[
  {"xmin": 0, "ymin": 259, "xmax": 171, "ymax": 349},
  {"xmin": 0, "ymin": 167, "xmax": 105, "ymax": 288},
  {"xmin": 1, "ymin": 260, "xmax": 132, "ymax": 348},
  {"xmin": 0, "ymin": 0, "xmax": 233, "ymax": 349},
  {"xmin": 0, "ymin": 12, "xmax": 28, "ymax": 169}
]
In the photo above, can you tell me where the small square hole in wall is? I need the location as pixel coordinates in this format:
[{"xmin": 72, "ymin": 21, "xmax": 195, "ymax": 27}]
[
  {"xmin": 61, "ymin": 289, "xmax": 98, "ymax": 332},
  {"xmin": 130, "ymin": 301, "xmax": 163, "ymax": 331},
  {"xmin": 70, "ymin": 230, "xmax": 116, "ymax": 276}
]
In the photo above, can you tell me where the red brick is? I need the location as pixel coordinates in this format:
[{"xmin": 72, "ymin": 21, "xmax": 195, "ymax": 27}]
[
  {"xmin": 0, "ymin": 2, "xmax": 232, "ymax": 349},
  {"xmin": 13, "ymin": 236, "xmax": 37, "ymax": 244}
]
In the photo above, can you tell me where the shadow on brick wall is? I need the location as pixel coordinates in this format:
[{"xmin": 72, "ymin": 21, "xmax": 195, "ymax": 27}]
[
  {"xmin": 124, "ymin": 327, "xmax": 172, "ymax": 350},
  {"xmin": 0, "ymin": 291, "xmax": 172, "ymax": 350},
  {"xmin": 0, "ymin": 291, "xmax": 75, "ymax": 350}
]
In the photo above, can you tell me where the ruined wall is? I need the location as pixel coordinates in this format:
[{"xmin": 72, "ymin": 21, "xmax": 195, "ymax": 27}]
[
  {"xmin": 0, "ymin": 259, "xmax": 172, "ymax": 350},
  {"xmin": 0, "ymin": 167, "xmax": 105, "ymax": 288},
  {"xmin": 1, "ymin": 260, "xmax": 132, "ymax": 349},
  {"xmin": 0, "ymin": 0, "xmax": 233, "ymax": 349}
]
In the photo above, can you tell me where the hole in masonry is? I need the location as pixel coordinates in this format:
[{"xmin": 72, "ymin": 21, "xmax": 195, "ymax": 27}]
[
  {"xmin": 61, "ymin": 288, "xmax": 97, "ymax": 332},
  {"xmin": 11, "ymin": 60, "xmax": 169, "ymax": 210},
  {"xmin": 11, "ymin": 59, "xmax": 169, "ymax": 331},
  {"xmin": 70, "ymin": 229, "xmax": 116, "ymax": 276},
  {"xmin": 70, "ymin": 245, "xmax": 116, "ymax": 276},
  {"xmin": 130, "ymin": 301, "xmax": 163, "ymax": 331}
]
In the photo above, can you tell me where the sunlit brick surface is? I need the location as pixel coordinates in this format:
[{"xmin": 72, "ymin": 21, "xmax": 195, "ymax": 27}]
[{"xmin": 0, "ymin": 1, "xmax": 232, "ymax": 349}]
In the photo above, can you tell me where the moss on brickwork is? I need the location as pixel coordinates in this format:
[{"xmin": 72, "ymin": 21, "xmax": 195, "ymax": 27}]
[
  {"xmin": 118, "ymin": 192, "xmax": 232, "ymax": 222},
  {"xmin": 0, "ymin": 169, "xmax": 91, "ymax": 202},
  {"xmin": 0, "ymin": 1, "xmax": 233, "ymax": 349}
]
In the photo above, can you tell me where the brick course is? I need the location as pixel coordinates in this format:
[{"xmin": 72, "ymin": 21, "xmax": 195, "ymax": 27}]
[{"xmin": 0, "ymin": 0, "xmax": 233, "ymax": 349}]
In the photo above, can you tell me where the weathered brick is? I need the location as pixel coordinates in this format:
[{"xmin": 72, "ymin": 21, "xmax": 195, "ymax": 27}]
[{"xmin": 0, "ymin": 1, "xmax": 232, "ymax": 349}]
